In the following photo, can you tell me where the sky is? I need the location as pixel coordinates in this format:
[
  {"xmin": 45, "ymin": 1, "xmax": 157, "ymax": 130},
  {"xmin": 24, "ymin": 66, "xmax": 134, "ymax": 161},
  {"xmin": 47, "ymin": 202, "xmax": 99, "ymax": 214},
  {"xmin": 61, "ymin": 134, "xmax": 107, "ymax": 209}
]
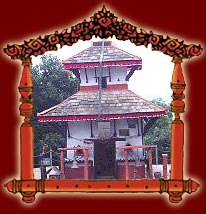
[{"xmin": 32, "ymin": 37, "xmax": 174, "ymax": 104}]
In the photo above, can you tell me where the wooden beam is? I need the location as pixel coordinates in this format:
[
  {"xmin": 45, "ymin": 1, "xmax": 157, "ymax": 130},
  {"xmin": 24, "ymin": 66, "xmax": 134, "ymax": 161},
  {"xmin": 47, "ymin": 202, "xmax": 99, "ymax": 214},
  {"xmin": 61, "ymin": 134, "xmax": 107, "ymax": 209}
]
[
  {"xmin": 137, "ymin": 118, "xmax": 140, "ymax": 136},
  {"xmin": 84, "ymin": 149, "xmax": 89, "ymax": 180},
  {"xmin": 60, "ymin": 150, "xmax": 65, "ymax": 178},
  {"xmin": 123, "ymin": 149, "xmax": 129, "ymax": 180},
  {"xmin": 108, "ymin": 67, "xmax": 111, "ymax": 82},
  {"xmin": 162, "ymin": 154, "xmax": 168, "ymax": 179},
  {"xmin": 58, "ymin": 147, "xmax": 92, "ymax": 151},
  {"xmin": 117, "ymin": 145, "xmax": 156, "ymax": 150},
  {"xmin": 84, "ymin": 137, "xmax": 126, "ymax": 142},
  {"xmin": 85, "ymin": 68, "xmax": 88, "ymax": 83},
  {"xmin": 113, "ymin": 119, "xmax": 117, "ymax": 137},
  {"xmin": 90, "ymin": 120, "xmax": 94, "ymax": 138},
  {"xmin": 147, "ymin": 148, "xmax": 153, "ymax": 179},
  {"xmin": 94, "ymin": 67, "xmax": 97, "ymax": 82}
]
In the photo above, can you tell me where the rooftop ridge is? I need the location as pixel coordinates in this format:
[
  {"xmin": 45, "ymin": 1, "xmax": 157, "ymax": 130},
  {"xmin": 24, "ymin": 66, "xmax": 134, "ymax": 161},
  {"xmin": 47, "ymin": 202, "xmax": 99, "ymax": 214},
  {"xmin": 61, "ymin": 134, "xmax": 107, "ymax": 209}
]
[{"xmin": 92, "ymin": 41, "xmax": 114, "ymax": 47}]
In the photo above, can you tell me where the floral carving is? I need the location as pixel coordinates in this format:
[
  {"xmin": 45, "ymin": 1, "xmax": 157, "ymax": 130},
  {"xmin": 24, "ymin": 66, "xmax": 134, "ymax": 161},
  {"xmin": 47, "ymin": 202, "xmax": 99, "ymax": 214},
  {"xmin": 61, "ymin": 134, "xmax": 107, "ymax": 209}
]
[{"xmin": 3, "ymin": 5, "xmax": 202, "ymax": 60}]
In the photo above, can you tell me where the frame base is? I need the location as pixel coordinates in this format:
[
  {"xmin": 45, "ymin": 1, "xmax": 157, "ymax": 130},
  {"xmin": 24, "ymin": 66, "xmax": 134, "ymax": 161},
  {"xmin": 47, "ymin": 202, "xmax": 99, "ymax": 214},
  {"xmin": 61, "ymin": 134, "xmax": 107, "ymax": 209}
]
[{"xmin": 4, "ymin": 178, "xmax": 200, "ymax": 203}]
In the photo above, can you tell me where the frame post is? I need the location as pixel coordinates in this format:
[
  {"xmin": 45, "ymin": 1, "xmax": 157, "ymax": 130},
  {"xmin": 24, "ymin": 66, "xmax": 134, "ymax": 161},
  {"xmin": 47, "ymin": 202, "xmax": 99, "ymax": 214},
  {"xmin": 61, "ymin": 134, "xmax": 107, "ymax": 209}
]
[
  {"xmin": 170, "ymin": 58, "xmax": 185, "ymax": 180},
  {"xmin": 19, "ymin": 58, "xmax": 35, "ymax": 202},
  {"xmin": 169, "ymin": 58, "xmax": 186, "ymax": 202}
]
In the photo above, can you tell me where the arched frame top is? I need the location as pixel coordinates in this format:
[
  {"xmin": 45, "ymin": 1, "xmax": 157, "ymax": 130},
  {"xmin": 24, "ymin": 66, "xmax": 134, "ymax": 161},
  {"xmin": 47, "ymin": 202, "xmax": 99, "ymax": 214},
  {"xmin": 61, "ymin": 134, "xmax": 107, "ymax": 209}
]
[{"xmin": 3, "ymin": 5, "xmax": 203, "ymax": 60}]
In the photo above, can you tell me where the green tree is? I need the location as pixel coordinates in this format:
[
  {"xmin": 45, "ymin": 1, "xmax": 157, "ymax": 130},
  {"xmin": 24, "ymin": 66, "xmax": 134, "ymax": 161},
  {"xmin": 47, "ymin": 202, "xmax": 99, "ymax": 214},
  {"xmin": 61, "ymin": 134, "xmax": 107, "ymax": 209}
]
[
  {"xmin": 31, "ymin": 53, "xmax": 79, "ymax": 167},
  {"xmin": 144, "ymin": 98, "xmax": 172, "ymax": 164}
]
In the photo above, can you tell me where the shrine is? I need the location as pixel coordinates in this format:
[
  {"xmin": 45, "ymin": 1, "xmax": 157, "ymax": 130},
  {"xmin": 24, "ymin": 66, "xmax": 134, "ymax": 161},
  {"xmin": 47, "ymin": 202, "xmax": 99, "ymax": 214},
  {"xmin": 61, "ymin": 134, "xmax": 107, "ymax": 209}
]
[{"xmin": 37, "ymin": 40, "xmax": 166, "ymax": 180}]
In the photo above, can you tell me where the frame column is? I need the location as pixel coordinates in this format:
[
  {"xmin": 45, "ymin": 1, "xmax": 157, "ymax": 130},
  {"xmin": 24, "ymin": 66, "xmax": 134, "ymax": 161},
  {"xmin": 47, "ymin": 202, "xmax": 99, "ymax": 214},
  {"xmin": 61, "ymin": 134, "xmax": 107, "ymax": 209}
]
[
  {"xmin": 170, "ymin": 58, "xmax": 186, "ymax": 202},
  {"xmin": 19, "ymin": 58, "xmax": 35, "ymax": 202}
]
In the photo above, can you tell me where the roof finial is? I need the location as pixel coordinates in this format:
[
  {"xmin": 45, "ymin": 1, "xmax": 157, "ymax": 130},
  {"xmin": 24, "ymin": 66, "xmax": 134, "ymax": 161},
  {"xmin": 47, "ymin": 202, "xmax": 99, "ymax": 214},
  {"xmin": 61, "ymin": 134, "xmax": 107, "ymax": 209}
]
[{"xmin": 102, "ymin": 4, "xmax": 107, "ymax": 13}]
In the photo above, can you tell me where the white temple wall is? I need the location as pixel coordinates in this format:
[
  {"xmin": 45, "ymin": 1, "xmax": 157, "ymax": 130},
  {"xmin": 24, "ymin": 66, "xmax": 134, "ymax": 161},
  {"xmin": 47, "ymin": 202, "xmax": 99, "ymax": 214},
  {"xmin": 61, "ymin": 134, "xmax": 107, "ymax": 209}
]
[
  {"xmin": 66, "ymin": 120, "xmax": 94, "ymax": 160},
  {"xmin": 79, "ymin": 66, "xmax": 127, "ymax": 86},
  {"xmin": 113, "ymin": 118, "xmax": 143, "ymax": 160},
  {"xmin": 66, "ymin": 118, "xmax": 144, "ymax": 161},
  {"xmin": 109, "ymin": 66, "xmax": 127, "ymax": 84}
]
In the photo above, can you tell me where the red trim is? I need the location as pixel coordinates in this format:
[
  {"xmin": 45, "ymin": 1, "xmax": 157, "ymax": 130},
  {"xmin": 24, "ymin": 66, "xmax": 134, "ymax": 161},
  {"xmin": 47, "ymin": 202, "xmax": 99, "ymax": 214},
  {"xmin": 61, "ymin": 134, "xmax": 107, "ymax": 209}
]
[
  {"xmin": 80, "ymin": 85, "xmax": 98, "ymax": 91},
  {"xmin": 80, "ymin": 84, "xmax": 128, "ymax": 91},
  {"xmin": 63, "ymin": 60, "xmax": 142, "ymax": 69},
  {"xmin": 38, "ymin": 111, "xmax": 166, "ymax": 122}
]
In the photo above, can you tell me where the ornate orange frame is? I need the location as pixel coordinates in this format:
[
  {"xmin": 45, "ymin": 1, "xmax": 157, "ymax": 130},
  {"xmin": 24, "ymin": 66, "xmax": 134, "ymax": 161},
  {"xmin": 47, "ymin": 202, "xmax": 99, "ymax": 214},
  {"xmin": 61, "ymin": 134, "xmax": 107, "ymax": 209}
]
[{"xmin": 3, "ymin": 5, "xmax": 203, "ymax": 204}]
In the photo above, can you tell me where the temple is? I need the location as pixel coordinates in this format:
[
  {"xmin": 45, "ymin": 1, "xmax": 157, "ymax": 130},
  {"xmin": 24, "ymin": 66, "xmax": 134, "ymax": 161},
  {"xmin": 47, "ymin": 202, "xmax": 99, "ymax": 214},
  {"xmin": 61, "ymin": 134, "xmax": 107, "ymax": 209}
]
[{"xmin": 38, "ymin": 40, "xmax": 166, "ymax": 180}]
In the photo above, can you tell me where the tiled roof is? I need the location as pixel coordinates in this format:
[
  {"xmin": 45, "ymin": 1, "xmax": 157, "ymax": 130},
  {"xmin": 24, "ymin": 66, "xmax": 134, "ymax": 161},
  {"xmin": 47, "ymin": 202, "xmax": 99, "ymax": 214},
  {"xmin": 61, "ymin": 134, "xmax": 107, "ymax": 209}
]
[
  {"xmin": 62, "ymin": 42, "xmax": 142, "ymax": 69},
  {"xmin": 38, "ymin": 89, "xmax": 166, "ymax": 122}
]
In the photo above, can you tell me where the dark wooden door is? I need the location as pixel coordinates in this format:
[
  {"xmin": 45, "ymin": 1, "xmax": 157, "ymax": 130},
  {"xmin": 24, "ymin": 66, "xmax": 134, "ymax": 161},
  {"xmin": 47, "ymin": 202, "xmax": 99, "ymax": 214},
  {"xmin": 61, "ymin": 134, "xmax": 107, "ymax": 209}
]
[{"xmin": 94, "ymin": 141, "xmax": 116, "ymax": 179}]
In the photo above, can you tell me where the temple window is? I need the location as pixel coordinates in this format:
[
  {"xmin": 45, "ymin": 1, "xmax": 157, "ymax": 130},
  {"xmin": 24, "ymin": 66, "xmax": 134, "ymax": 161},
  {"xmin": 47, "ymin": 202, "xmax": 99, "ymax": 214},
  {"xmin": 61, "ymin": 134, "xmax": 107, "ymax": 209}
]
[
  {"xmin": 98, "ymin": 76, "xmax": 107, "ymax": 89},
  {"xmin": 119, "ymin": 129, "xmax": 130, "ymax": 136}
]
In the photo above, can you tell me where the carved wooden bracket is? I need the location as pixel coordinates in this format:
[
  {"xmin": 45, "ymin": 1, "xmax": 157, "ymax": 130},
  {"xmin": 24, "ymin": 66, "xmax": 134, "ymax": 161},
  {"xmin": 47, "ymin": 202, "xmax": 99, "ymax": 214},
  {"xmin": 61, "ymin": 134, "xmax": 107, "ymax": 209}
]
[{"xmin": 3, "ymin": 6, "xmax": 202, "ymax": 60}]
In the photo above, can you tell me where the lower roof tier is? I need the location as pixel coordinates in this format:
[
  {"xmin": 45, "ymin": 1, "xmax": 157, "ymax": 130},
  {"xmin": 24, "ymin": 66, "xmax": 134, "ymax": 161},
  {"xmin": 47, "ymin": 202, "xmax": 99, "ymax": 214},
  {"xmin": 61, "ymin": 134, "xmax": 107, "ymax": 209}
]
[{"xmin": 37, "ymin": 89, "xmax": 166, "ymax": 122}]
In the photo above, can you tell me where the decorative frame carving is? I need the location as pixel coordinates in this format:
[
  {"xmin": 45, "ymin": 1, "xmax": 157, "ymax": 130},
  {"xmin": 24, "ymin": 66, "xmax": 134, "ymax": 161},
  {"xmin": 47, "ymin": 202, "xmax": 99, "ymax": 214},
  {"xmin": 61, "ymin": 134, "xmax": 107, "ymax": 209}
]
[{"xmin": 3, "ymin": 5, "xmax": 202, "ymax": 204}]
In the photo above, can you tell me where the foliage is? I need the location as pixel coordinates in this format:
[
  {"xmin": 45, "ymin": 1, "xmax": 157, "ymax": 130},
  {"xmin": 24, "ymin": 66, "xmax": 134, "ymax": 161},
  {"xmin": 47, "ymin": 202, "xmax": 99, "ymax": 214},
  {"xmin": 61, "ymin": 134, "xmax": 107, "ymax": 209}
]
[
  {"xmin": 144, "ymin": 98, "xmax": 172, "ymax": 164},
  {"xmin": 34, "ymin": 132, "xmax": 66, "ymax": 166},
  {"xmin": 31, "ymin": 53, "xmax": 79, "ymax": 113},
  {"xmin": 31, "ymin": 53, "xmax": 79, "ymax": 166}
]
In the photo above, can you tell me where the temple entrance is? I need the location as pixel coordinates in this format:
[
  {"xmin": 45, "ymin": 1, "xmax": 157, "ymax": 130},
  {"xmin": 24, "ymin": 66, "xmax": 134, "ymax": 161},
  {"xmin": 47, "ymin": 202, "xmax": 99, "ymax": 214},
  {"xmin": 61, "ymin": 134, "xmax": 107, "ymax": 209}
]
[{"xmin": 94, "ymin": 141, "xmax": 116, "ymax": 179}]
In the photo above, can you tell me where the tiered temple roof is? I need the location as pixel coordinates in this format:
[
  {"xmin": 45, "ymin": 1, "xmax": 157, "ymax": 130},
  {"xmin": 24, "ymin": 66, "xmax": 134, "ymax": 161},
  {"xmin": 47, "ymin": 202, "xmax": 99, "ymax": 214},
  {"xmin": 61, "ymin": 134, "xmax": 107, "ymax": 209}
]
[
  {"xmin": 38, "ymin": 89, "xmax": 165, "ymax": 121},
  {"xmin": 38, "ymin": 41, "xmax": 165, "ymax": 121},
  {"xmin": 62, "ymin": 41, "xmax": 142, "ymax": 69}
]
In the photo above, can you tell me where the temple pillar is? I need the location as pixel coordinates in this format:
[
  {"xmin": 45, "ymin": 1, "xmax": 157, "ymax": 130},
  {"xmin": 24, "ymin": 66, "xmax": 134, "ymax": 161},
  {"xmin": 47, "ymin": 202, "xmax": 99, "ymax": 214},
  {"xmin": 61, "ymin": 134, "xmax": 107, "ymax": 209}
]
[
  {"xmin": 84, "ymin": 149, "xmax": 89, "ymax": 180},
  {"xmin": 60, "ymin": 150, "xmax": 65, "ymax": 178},
  {"xmin": 124, "ymin": 149, "xmax": 129, "ymax": 180},
  {"xmin": 147, "ymin": 148, "xmax": 153, "ymax": 178},
  {"xmin": 162, "ymin": 154, "xmax": 168, "ymax": 179}
]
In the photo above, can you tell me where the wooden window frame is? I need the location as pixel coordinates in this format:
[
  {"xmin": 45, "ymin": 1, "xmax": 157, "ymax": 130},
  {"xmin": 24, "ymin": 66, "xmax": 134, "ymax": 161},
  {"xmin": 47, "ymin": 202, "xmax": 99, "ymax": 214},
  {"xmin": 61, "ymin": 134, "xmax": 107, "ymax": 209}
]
[{"xmin": 119, "ymin": 129, "xmax": 130, "ymax": 136}]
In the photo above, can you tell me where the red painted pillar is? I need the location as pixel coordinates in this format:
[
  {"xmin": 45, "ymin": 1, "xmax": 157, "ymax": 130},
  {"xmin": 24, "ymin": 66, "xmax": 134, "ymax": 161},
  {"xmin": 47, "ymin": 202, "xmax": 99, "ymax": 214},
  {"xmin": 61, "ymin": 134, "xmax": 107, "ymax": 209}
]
[
  {"xmin": 170, "ymin": 58, "xmax": 185, "ymax": 180},
  {"xmin": 84, "ymin": 149, "xmax": 89, "ymax": 180},
  {"xmin": 162, "ymin": 154, "xmax": 168, "ymax": 179},
  {"xmin": 19, "ymin": 58, "xmax": 34, "ymax": 180},
  {"xmin": 147, "ymin": 148, "xmax": 153, "ymax": 178},
  {"xmin": 171, "ymin": 121, "xmax": 184, "ymax": 179},
  {"xmin": 124, "ymin": 149, "xmax": 129, "ymax": 180},
  {"xmin": 60, "ymin": 150, "xmax": 65, "ymax": 178}
]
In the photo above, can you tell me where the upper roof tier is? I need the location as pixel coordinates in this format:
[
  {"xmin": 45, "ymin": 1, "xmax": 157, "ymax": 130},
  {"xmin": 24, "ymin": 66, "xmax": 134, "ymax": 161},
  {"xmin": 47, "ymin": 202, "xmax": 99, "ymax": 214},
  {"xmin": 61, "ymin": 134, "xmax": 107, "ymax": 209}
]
[{"xmin": 62, "ymin": 41, "xmax": 142, "ymax": 69}]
